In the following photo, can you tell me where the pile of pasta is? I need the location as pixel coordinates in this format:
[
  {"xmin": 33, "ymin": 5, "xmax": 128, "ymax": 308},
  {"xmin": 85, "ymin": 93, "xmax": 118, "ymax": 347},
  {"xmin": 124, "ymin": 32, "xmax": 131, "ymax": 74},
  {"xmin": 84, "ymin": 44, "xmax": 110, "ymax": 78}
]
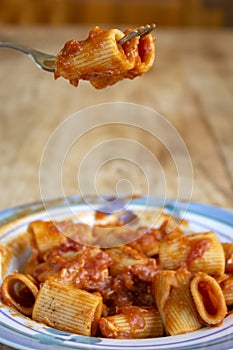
[
  {"xmin": 54, "ymin": 26, "xmax": 155, "ymax": 89},
  {"xmin": 1, "ymin": 215, "xmax": 233, "ymax": 339}
]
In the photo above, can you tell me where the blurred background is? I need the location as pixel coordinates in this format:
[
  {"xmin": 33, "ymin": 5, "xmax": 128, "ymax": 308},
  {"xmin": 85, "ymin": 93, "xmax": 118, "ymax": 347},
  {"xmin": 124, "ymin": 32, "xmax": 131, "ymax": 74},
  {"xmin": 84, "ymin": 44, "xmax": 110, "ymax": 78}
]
[
  {"xmin": 0, "ymin": 0, "xmax": 232, "ymax": 211},
  {"xmin": 0, "ymin": 0, "xmax": 232, "ymax": 28}
]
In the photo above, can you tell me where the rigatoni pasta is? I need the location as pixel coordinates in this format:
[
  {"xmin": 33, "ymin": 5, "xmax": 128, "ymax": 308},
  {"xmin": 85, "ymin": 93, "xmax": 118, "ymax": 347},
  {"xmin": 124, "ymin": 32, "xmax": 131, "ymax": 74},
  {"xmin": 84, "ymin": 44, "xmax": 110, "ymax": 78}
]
[
  {"xmin": 190, "ymin": 272, "xmax": 227, "ymax": 325},
  {"xmin": 0, "ymin": 209, "xmax": 232, "ymax": 339},
  {"xmin": 221, "ymin": 243, "xmax": 233, "ymax": 273},
  {"xmin": 1, "ymin": 273, "xmax": 38, "ymax": 316},
  {"xmin": 28, "ymin": 220, "xmax": 67, "ymax": 258},
  {"xmin": 99, "ymin": 306, "xmax": 164, "ymax": 338},
  {"xmin": 152, "ymin": 269, "xmax": 202, "ymax": 335},
  {"xmin": 106, "ymin": 245, "xmax": 157, "ymax": 281},
  {"xmin": 219, "ymin": 275, "xmax": 233, "ymax": 306},
  {"xmin": 159, "ymin": 231, "xmax": 225, "ymax": 276},
  {"xmin": 32, "ymin": 279, "xmax": 103, "ymax": 336},
  {"xmin": 55, "ymin": 26, "xmax": 156, "ymax": 89}
]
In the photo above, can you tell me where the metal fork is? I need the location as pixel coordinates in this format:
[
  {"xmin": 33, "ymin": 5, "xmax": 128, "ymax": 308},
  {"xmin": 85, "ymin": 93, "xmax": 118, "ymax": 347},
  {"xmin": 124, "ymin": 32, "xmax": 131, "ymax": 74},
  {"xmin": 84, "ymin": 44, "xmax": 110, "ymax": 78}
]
[
  {"xmin": 0, "ymin": 41, "xmax": 56, "ymax": 72},
  {"xmin": 118, "ymin": 24, "xmax": 156, "ymax": 45},
  {"xmin": 0, "ymin": 24, "xmax": 156, "ymax": 73}
]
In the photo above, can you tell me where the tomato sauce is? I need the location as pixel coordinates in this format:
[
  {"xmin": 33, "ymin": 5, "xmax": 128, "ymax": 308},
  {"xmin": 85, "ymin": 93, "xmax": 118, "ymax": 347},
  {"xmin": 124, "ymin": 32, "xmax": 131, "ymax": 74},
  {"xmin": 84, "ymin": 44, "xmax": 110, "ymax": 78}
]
[{"xmin": 187, "ymin": 239, "xmax": 209, "ymax": 266}]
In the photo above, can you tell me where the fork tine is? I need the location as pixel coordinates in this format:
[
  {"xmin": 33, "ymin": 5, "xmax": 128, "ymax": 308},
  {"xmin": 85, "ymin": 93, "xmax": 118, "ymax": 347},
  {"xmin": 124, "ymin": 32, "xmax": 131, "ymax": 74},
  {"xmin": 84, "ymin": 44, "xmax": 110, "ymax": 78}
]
[
  {"xmin": 118, "ymin": 24, "xmax": 156, "ymax": 46},
  {"xmin": 139, "ymin": 24, "xmax": 156, "ymax": 37}
]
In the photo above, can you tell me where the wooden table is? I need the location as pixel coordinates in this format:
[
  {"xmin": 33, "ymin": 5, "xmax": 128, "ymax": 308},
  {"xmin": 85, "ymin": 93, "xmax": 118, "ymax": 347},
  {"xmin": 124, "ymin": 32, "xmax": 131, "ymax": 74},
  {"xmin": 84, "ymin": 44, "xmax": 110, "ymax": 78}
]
[{"xmin": 0, "ymin": 25, "xmax": 232, "ymax": 350}]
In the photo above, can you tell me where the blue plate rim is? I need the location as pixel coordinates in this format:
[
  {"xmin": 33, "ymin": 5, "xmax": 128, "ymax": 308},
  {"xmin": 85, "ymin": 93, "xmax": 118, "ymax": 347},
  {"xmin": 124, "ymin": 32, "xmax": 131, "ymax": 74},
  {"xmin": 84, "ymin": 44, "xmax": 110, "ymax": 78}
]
[{"xmin": 0, "ymin": 195, "xmax": 232, "ymax": 227}]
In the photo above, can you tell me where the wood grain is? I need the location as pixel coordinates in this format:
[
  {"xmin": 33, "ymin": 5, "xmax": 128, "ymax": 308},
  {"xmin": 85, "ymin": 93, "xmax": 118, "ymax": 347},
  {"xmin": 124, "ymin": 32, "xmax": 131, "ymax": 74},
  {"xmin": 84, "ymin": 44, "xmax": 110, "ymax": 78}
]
[
  {"xmin": 0, "ymin": 0, "xmax": 232, "ymax": 27},
  {"xmin": 0, "ymin": 26, "xmax": 232, "ymax": 348}
]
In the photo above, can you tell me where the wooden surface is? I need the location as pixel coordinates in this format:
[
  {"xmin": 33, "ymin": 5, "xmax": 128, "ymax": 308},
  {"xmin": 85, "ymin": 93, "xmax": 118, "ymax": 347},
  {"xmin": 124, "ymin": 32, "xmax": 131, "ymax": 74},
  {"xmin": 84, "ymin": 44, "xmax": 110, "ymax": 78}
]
[{"xmin": 0, "ymin": 25, "xmax": 232, "ymax": 348}]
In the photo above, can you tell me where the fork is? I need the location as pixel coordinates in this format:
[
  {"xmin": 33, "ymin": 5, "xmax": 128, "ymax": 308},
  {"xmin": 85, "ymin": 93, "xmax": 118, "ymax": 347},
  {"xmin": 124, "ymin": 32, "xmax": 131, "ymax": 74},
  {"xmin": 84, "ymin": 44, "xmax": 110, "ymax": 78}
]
[{"xmin": 0, "ymin": 24, "xmax": 155, "ymax": 73}]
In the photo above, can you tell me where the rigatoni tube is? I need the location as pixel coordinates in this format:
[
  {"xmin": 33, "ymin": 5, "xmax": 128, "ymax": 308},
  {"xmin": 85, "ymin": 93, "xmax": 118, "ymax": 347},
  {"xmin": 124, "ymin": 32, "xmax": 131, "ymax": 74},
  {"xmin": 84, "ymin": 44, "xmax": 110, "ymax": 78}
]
[
  {"xmin": 1, "ymin": 273, "xmax": 38, "ymax": 316},
  {"xmin": 99, "ymin": 306, "xmax": 164, "ymax": 338},
  {"xmin": 219, "ymin": 275, "xmax": 233, "ymax": 306},
  {"xmin": 152, "ymin": 269, "xmax": 202, "ymax": 335},
  {"xmin": 55, "ymin": 26, "xmax": 155, "ymax": 89},
  {"xmin": 190, "ymin": 272, "xmax": 227, "ymax": 325},
  {"xmin": 159, "ymin": 231, "xmax": 225, "ymax": 276},
  {"xmin": 32, "ymin": 279, "xmax": 103, "ymax": 336}
]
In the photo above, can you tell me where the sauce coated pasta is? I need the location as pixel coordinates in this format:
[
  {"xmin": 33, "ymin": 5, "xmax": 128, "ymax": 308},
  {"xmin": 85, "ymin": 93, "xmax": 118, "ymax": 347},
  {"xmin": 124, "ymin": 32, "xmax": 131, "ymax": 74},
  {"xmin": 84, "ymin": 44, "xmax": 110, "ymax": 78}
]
[
  {"xmin": 0, "ymin": 212, "xmax": 231, "ymax": 339},
  {"xmin": 55, "ymin": 26, "xmax": 156, "ymax": 89}
]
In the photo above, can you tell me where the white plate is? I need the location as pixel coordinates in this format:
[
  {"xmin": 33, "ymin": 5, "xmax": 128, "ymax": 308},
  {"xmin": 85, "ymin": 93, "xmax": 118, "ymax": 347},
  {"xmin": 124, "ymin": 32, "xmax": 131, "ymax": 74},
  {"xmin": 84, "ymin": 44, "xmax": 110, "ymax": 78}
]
[{"xmin": 0, "ymin": 196, "xmax": 233, "ymax": 350}]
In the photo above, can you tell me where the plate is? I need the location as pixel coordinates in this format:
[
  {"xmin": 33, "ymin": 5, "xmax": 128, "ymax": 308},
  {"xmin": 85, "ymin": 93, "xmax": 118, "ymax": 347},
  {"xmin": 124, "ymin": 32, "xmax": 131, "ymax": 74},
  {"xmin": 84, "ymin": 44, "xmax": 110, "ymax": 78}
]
[{"xmin": 0, "ymin": 196, "xmax": 233, "ymax": 350}]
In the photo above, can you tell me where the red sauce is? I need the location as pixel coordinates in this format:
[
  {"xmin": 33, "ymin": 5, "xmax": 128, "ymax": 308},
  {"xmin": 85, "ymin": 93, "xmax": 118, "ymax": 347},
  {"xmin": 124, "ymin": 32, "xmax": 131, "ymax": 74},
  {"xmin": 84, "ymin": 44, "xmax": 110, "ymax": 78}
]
[
  {"xmin": 89, "ymin": 26, "xmax": 105, "ymax": 38},
  {"xmin": 128, "ymin": 226, "xmax": 164, "ymax": 256},
  {"xmin": 9, "ymin": 283, "xmax": 35, "ymax": 308},
  {"xmin": 131, "ymin": 259, "xmax": 158, "ymax": 282},
  {"xmin": 187, "ymin": 239, "xmax": 209, "ymax": 266},
  {"xmin": 198, "ymin": 281, "xmax": 218, "ymax": 316},
  {"xmin": 62, "ymin": 39, "xmax": 83, "ymax": 56},
  {"xmin": 34, "ymin": 243, "xmax": 111, "ymax": 292},
  {"xmin": 117, "ymin": 305, "xmax": 146, "ymax": 335},
  {"xmin": 95, "ymin": 211, "xmax": 108, "ymax": 220},
  {"xmin": 138, "ymin": 35, "xmax": 155, "ymax": 64}
]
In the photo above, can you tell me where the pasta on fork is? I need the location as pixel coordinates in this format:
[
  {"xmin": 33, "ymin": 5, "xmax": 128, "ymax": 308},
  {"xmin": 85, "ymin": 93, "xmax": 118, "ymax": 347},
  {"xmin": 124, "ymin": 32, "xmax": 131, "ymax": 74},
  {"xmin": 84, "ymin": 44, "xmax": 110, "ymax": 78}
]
[{"xmin": 55, "ymin": 25, "xmax": 156, "ymax": 89}]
